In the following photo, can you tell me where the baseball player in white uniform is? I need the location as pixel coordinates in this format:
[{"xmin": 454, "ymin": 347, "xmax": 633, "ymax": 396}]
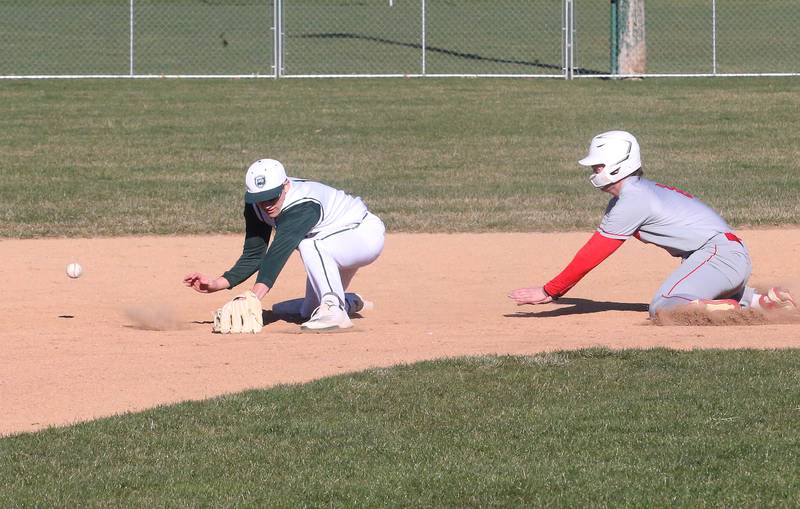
[
  {"xmin": 184, "ymin": 159, "xmax": 385, "ymax": 332},
  {"xmin": 509, "ymin": 130, "xmax": 797, "ymax": 317}
]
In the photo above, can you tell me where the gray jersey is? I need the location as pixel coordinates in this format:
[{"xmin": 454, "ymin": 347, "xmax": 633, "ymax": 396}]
[
  {"xmin": 598, "ymin": 176, "xmax": 731, "ymax": 257},
  {"xmin": 253, "ymin": 178, "xmax": 369, "ymax": 237}
]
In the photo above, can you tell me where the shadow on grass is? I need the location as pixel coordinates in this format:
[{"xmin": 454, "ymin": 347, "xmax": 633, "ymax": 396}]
[
  {"xmin": 505, "ymin": 297, "xmax": 649, "ymax": 317},
  {"xmin": 293, "ymin": 32, "xmax": 605, "ymax": 74}
]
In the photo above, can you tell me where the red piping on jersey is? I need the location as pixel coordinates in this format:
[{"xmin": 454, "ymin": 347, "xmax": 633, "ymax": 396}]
[
  {"xmin": 724, "ymin": 232, "xmax": 742, "ymax": 244},
  {"xmin": 663, "ymin": 244, "xmax": 718, "ymax": 297},
  {"xmin": 544, "ymin": 232, "xmax": 625, "ymax": 298},
  {"xmin": 654, "ymin": 182, "xmax": 694, "ymax": 199}
]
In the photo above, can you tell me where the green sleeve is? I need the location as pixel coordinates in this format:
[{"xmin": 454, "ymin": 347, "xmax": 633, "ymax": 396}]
[
  {"xmin": 221, "ymin": 204, "xmax": 272, "ymax": 289},
  {"xmin": 255, "ymin": 201, "xmax": 321, "ymax": 288}
]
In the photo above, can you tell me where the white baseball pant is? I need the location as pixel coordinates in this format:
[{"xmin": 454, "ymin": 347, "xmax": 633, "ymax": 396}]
[{"xmin": 297, "ymin": 212, "xmax": 385, "ymax": 316}]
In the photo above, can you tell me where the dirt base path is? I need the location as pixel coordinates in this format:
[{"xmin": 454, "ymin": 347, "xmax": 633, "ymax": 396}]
[{"xmin": 2, "ymin": 230, "xmax": 799, "ymax": 436}]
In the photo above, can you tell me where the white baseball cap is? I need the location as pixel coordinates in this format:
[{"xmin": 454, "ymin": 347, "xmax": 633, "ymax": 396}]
[{"xmin": 244, "ymin": 159, "xmax": 287, "ymax": 203}]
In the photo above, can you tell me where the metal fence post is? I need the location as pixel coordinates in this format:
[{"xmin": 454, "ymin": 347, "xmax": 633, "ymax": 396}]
[
  {"xmin": 273, "ymin": 0, "xmax": 282, "ymax": 77},
  {"xmin": 711, "ymin": 0, "xmax": 717, "ymax": 75},
  {"xmin": 129, "ymin": 0, "xmax": 135, "ymax": 77},
  {"xmin": 610, "ymin": 0, "xmax": 618, "ymax": 75},
  {"xmin": 563, "ymin": 0, "xmax": 574, "ymax": 79},
  {"xmin": 421, "ymin": 0, "xmax": 427, "ymax": 75}
]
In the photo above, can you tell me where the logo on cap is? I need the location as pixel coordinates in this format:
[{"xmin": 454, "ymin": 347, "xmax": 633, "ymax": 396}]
[{"xmin": 255, "ymin": 175, "xmax": 266, "ymax": 188}]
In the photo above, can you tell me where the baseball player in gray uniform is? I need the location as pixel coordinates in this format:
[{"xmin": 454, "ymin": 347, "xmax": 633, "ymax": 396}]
[
  {"xmin": 509, "ymin": 130, "xmax": 797, "ymax": 317},
  {"xmin": 184, "ymin": 158, "xmax": 385, "ymax": 332}
]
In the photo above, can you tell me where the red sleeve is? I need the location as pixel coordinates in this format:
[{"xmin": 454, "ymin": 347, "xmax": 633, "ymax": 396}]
[{"xmin": 543, "ymin": 232, "xmax": 625, "ymax": 298}]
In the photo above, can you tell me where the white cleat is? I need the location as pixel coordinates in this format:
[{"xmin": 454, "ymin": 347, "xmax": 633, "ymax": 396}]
[
  {"xmin": 274, "ymin": 293, "xmax": 372, "ymax": 319},
  {"xmin": 758, "ymin": 287, "xmax": 798, "ymax": 311},
  {"xmin": 301, "ymin": 293, "xmax": 353, "ymax": 332}
]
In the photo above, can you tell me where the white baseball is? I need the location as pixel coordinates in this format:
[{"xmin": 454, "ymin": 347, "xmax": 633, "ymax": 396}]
[{"xmin": 66, "ymin": 262, "xmax": 83, "ymax": 279}]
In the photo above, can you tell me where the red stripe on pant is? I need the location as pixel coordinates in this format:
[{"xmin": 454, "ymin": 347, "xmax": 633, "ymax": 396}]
[{"xmin": 663, "ymin": 244, "xmax": 718, "ymax": 298}]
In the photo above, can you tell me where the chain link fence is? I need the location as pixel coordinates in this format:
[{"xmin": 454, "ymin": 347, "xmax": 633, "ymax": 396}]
[
  {"xmin": 574, "ymin": 0, "xmax": 800, "ymax": 77},
  {"xmin": 0, "ymin": 0, "xmax": 798, "ymax": 78},
  {"xmin": 281, "ymin": 0, "xmax": 563, "ymax": 76},
  {"xmin": 0, "ymin": 0, "xmax": 274, "ymax": 77}
]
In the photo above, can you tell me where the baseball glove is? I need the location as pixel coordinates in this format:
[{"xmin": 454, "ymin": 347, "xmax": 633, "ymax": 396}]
[{"xmin": 213, "ymin": 290, "xmax": 263, "ymax": 334}]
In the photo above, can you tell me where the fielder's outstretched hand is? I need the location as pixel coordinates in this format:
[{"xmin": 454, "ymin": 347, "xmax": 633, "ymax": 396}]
[
  {"xmin": 183, "ymin": 272, "xmax": 228, "ymax": 293},
  {"xmin": 508, "ymin": 286, "xmax": 553, "ymax": 306}
]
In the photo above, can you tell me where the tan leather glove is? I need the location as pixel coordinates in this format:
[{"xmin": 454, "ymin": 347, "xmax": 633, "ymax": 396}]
[{"xmin": 212, "ymin": 291, "xmax": 263, "ymax": 334}]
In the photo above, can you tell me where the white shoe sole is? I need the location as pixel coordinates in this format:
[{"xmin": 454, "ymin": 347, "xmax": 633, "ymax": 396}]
[{"xmin": 300, "ymin": 322, "xmax": 353, "ymax": 333}]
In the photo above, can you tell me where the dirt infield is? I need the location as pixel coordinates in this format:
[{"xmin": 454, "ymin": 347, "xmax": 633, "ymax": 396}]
[{"xmin": 2, "ymin": 230, "xmax": 800, "ymax": 436}]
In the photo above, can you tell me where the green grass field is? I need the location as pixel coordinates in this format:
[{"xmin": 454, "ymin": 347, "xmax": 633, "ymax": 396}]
[
  {"xmin": 2, "ymin": 74, "xmax": 800, "ymax": 505},
  {"xmin": 1, "ymin": 78, "xmax": 799, "ymax": 237},
  {"xmin": 0, "ymin": 0, "xmax": 798, "ymax": 76},
  {"xmin": 3, "ymin": 350, "xmax": 800, "ymax": 506}
]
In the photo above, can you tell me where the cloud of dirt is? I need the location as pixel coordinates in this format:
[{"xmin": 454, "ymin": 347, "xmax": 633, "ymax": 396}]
[
  {"xmin": 653, "ymin": 307, "xmax": 800, "ymax": 327},
  {"xmin": 652, "ymin": 283, "xmax": 800, "ymax": 326},
  {"xmin": 124, "ymin": 304, "xmax": 185, "ymax": 331},
  {"xmin": 653, "ymin": 307, "xmax": 767, "ymax": 326}
]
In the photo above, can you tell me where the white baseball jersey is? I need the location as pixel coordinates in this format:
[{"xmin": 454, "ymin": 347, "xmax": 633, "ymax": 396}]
[
  {"xmin": 252, "ymin": 179, "xmax": 368, "ymax": 238},
  {"xmin": 223, "ymin": 178, "xmax": 383, "ymax": 301}
]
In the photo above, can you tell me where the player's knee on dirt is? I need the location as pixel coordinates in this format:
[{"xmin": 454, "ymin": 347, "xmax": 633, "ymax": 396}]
[
  {"xmin": 649, "ymin": 293, "xmax": 694, "ymax": 318},
  {"xmin": 648, "ymin": 297, "xmax": 664, "ymax": 319}
]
